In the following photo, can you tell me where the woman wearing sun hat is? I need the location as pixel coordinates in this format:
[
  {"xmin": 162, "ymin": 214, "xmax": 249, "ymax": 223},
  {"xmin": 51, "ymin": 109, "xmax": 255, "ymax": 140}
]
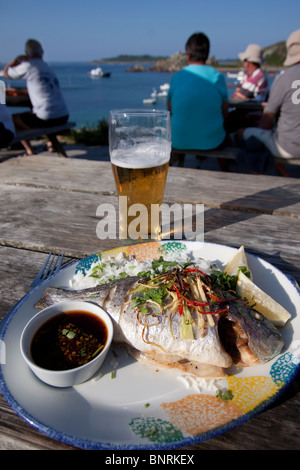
[
  {"xmin": 225, "ymin": 43, "xmax": 269, "ymax": 133},
  {"xmin": 233, "ymin": 44, "xmax": 268, "ymax": 101},
  {"xmin": 237, "ymin": 29, "xmax": 300, "ymax": 175}
]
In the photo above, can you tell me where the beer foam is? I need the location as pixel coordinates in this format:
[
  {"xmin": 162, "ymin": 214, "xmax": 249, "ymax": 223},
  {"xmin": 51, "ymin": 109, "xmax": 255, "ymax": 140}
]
[{"xmin": 110, "ymin": 142, "xmax": 170, "ymax": 169}]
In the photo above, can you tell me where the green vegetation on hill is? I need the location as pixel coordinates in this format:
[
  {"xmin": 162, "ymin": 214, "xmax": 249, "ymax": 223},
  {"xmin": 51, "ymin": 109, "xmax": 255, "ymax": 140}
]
[
  {"xmin": 262, "ymin": 41, "xmax": 286, "ymax": 66},
  {"xmin": 96, "ymin": 54, "xmax": 168, "ymax": 63}
]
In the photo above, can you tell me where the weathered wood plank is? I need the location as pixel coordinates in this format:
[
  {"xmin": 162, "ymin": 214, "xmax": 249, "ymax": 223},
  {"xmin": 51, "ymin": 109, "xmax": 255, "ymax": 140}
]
[
  {"xmin": 166, "ymin": 167, "xmax": 300, "ymax": 217},
  {"xmin": 1, "ymin": 156, "xmax": 300, "ymax": 451},
  {"xmin": 1, "ymin": 156, "xmax": 300, "ymax": 216},
  {"xmin": 0, "ymin": 184, "xmax": 122, "ymax": 257},
  {"xmin": 1, "ymin": 183, "xmax": 300, "ymax": 269},
  {"xmin": 0, "ymin": 156, "xmax": 116, "ymax": 195}
]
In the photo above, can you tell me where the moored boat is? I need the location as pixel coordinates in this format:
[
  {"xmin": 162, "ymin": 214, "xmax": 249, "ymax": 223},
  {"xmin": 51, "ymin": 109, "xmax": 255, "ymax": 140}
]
[{"xmin": 88, "ymin": 67, "xmax": 111, "ymax": 78}]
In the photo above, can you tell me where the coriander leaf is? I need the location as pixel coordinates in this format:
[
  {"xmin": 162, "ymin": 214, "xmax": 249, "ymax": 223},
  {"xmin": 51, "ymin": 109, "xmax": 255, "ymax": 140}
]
[
  {"xmin": 210, "ymin": 270, "xmax": 237, "ymax": 291},
  {"xmin": 216, "ymin": 389, "xmax": 234, "ymax": 401}
]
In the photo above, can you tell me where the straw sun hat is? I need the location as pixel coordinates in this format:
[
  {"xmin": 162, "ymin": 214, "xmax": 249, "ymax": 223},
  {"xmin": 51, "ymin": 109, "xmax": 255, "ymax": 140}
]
[
  {"xmin": 238, "ymin": 44, "xmax": 262, "ymax": 64},
  {"xmin": 284, "ymin": 29, "xmax": 300, "ymax": 67}
]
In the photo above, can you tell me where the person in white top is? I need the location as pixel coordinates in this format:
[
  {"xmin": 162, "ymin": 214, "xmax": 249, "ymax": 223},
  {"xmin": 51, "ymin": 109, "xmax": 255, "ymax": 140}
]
[{"xmin": 3, "ymin": 39, "xmax": 69, "ymax": 155}]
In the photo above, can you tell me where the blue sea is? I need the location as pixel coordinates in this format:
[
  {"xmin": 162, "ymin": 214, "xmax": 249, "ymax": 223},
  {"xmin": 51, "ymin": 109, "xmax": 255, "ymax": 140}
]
[
  {"xmin": 3, "ymin": 62, "xmax": 274, "ymax": 129},
  {"xmin": 54, "ymin": 62, "xmax": 176, "ymax": 128}
]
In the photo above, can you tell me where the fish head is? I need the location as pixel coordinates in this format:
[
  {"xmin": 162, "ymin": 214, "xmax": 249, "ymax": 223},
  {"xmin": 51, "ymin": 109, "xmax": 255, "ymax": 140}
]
[{"xmin": 217, "ymin": 297, "xmax": 284, "ymax": 367}]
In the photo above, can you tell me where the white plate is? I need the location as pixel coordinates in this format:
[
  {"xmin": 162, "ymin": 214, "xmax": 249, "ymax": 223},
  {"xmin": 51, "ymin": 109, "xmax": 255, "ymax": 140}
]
[{"xmin": 0, "ymin": 241, "xmax": 299, "ymax": 449}]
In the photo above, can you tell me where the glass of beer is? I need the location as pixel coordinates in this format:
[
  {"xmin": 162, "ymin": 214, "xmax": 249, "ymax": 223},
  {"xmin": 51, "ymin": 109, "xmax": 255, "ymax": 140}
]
[{"xmin": 109, "ymin": 109, "xmax": 171, "ymax": 240}]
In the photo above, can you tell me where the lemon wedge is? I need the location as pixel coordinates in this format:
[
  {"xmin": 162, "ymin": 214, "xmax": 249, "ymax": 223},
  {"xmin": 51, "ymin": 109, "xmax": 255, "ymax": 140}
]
[
  {"xmin": 236, "ymin": 270, "xmax": 291, "ymax": 327},
  {"xmin": 225, "ymin": 245, "xmax": 252, "ymax": 280}
]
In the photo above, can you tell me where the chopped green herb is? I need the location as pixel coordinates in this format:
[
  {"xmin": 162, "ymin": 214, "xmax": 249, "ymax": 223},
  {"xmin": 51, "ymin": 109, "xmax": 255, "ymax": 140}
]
[
  {"xmin": 210, "ymin": 270, "xmax": 237, "ymax": 291},
  {"xmin": 98, "ymin": 275, "xmax": 116, "ymax": 285},
  {"xmin": 216, "ymin": 389, "xmax": 234, "ymax": 401},
  {"xmin": 62, "ymin": 329, "xmax": 76, "ymax": 339},
  {"xmin": 211, "ymin": 266, "xmax": 251, "ymax": 291},
  {"xmin": 136, "ymin": 305, "xmax": 149, "ymax": 314},
  {"xmin": 238, "ymin": 266, "xmax": 251, "ymax": 278},
  {"xmin": 151, "ymin": 256, "xmax": 179, "ymax": 273},
  {"xmin": 118, "ymin": 272, "xmax": 128, "ymax": 278},
  {"xmin": 144, "ymin": 403, "xmax": 150, "ymax": 408},
  {"xmin": 137, "ymin": 270, "xmax": 155, "ymax": 279},
  {"xmin": 89, "ymin": 262, "xmax": 107, "ymax": 278},
  {"xmin": 132, "ymin": 285, "xmax": 169, "ymax": 313}
]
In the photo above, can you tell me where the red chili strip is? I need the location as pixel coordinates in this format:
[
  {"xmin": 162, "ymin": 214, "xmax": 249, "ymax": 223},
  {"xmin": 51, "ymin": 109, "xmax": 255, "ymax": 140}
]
[
  {"xmin": 203, "ymin": 307, "xmax": 229, "ymax": 315},
  {"xmin": 185, "ymin": 267, "xmax": 210, "ymax": 278},
  {"xmin": 177, "ymin": 292, "xmax": 183, "ymax": 316},
  {"xmin": 206, "ymin": 293, "xmax": 241, "ymax": 303}
]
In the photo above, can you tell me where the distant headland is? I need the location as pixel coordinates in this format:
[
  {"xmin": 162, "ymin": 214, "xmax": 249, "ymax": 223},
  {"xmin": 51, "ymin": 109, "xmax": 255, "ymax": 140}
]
[
  {"xmin": 93, "ymin": 54, "xmax": 168, "ymax": 64},
  {"xmin": 94, "ymin": 41, "xmax": 286, "ymax": 73}
]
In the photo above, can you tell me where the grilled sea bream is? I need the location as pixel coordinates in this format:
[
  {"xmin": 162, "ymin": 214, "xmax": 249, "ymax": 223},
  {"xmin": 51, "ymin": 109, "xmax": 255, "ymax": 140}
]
[{"xmin": 35, "ymin": 267, "xmax": 285, "ymax": 378}]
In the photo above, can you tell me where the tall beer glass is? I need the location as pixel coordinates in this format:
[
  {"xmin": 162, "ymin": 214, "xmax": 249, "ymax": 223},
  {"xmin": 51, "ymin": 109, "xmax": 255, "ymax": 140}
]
[{"xmin": 109, "ymin": 109, "xmax": 171, "ymax": 240}]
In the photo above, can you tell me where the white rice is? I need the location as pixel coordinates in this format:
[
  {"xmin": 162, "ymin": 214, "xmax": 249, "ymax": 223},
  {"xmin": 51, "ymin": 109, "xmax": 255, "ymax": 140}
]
[{"xmin": 71, "ymin": 250, "xmax": 212, "ymax": 290}]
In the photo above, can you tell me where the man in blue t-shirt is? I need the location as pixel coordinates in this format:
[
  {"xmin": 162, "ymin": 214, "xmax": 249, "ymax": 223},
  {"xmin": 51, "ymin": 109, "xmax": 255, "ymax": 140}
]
[{"xmin": 167, "ymin": 32, "xmax": 228, "ymax": 153}]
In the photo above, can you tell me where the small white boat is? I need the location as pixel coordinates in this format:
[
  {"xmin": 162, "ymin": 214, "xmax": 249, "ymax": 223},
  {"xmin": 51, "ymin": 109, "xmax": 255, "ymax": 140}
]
[
  {"xmin": 227, "ymin": 71, "xmax": 239, "ymax": 79},
  {"xmin": 88, "ymin": 67, "xmax": 111, "ymax": 79},
  {"xmin": 143, "ymin": 97, "xmax": 157, "ymax": 105},
  {"xmin": 227, "ymin": 71, "xmax": 244, "ymax": 83},
  {"xmin": 236, "ymin": 71, "xmax": 245, "ymax": 83},
  {"xmin": 89, "ymin": 67, "xmax": 103, "ymax": 78},
  {"xmin": 150, "ymin": 87, "xmax": 168, "ymax": 98},
  {"xmin": 160, "ymin": 83, "xmax": 170, "ymax": 91},
  {"xmin": 157, "ymin": 90, "xmax": 168, "ymax": 97}
]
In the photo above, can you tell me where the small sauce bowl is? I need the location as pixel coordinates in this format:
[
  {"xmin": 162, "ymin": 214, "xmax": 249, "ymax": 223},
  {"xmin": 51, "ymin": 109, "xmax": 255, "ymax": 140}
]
[{"xmin": 20, "ymin": 301, "xmax": 113, "ymax": 387}]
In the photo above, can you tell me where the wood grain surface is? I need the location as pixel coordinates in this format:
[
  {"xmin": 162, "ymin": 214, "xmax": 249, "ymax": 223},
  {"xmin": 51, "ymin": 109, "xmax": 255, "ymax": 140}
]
[{"xmin": 0, "ymin": 155, "xmax": 299, "ymax": 450}]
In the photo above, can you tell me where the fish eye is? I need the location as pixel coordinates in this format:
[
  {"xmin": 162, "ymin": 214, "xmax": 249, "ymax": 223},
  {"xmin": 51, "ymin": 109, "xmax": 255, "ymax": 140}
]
[{"xmin": 251, "ymin": 311, "xmax": 264, "ymax": 321}]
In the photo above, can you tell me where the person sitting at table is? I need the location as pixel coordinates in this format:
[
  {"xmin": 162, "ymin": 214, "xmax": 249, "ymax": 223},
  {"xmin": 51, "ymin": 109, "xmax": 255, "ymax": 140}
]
[
  {"xmin": 167, "ymin": 32, "xmax": 229, "ymax": 170},
  {"xmin": 225, "ymin": 44, "xmax": 268, "ymax": 134},
  {"xmin": 236, "ymin": 29, "xmax": 300, "ymax": 177},
  {"xmin": 232, "ymin": 44, "xmax": 268, "ymax": 102},
  {"xmin": 0, "ymin": 103, "xmax": 15, "ymax": 148},
  {"xmin": 3, "ymin": 39, "xmax": 69, "ymax": 156}
]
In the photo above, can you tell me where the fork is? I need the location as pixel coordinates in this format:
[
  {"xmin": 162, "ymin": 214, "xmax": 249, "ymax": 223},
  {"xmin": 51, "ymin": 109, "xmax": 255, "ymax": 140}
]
[{"xmin": 30, "ymin": 252, "xmax": 64, "ymax": 288}]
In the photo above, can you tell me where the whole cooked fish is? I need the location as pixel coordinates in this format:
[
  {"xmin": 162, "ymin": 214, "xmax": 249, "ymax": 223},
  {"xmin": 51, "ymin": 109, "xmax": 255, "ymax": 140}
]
[{"xmin": 35, "ymin": 268, "xmax": 284, "ymax": 378}]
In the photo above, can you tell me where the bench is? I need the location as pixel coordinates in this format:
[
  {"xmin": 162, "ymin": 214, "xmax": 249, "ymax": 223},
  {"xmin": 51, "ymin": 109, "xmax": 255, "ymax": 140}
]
[
  {"xmin": 10, "ymin": 122, "xmax": 76, "ymax": 157},
  {"xmin": 170, "ymin": 147, "xmax": 239, "ymax": 171},
  {"xmin": 171, "ymin": 147, "xmax": 300, "ymax": 176}
]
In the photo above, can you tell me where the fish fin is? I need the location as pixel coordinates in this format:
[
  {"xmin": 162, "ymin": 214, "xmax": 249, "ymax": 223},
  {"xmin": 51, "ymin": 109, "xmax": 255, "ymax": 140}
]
[{"xmin": 126, "ymin": 345, "xmax": 226, "ymax": 378}]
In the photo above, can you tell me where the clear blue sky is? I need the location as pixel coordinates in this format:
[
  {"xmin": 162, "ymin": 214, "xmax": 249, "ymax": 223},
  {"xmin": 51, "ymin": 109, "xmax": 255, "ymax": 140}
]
[{"xmin": 1, "ymin": 0, "xmax": 299, "ymax": 63}]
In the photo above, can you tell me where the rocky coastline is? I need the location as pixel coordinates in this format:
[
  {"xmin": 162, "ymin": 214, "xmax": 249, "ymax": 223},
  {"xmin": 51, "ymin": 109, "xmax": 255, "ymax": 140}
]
[{"xmin": 126, "ymin": 48, "xmax": 284, "ymax": 73}]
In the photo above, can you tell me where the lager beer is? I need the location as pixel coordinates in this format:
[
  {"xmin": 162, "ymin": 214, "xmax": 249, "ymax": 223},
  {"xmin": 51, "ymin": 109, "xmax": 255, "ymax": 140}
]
[
  {"xmin": 109, "ymin": 110, "xmax": 171, "ymax": 240},
  {"xmin": 111, "ymin": 154, "xmax": 169, "ymax": 239}
]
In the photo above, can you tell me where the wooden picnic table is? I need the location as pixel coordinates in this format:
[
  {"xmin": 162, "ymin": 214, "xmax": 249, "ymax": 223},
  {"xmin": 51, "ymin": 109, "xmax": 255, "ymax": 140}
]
[
  {"xmin": 5, "ymin": 87, "xmax": 31, "ymax": 108},
  {"xmin": 228, "ymin": 98, "xmax": 264, "ymax": 111},
  {"xmin": 0, "ymin": 155, "xmax": 299, "ymax": 451}
]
